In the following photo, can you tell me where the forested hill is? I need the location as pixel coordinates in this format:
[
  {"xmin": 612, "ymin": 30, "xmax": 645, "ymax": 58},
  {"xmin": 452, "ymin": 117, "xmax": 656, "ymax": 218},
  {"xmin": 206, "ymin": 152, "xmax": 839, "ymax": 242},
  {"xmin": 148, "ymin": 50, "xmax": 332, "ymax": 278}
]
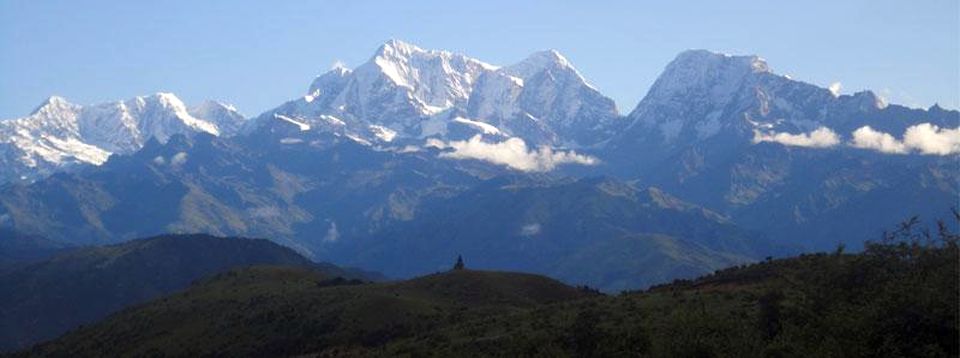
[
  {"xmin": 0, "ymin": 234, "xmax": 378, "ymax": 352},
  {"xmin": 20, "ymin": 217, "xmax": 958, "ymax": 357}
]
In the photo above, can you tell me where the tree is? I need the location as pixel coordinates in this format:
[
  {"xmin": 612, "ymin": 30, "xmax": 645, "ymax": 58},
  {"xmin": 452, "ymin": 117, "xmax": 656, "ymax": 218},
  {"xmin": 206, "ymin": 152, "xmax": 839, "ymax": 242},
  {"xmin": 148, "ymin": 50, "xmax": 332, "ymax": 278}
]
[{"xmin": 453, "ymin": 255, "xmax": 464, "ymax": 270}]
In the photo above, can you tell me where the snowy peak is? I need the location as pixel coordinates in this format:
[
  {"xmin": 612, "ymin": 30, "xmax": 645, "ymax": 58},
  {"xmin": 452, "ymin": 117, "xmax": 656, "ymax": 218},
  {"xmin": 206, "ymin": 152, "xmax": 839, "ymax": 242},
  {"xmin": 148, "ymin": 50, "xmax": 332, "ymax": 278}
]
[
  {"xmin": 148, "ymin": 92, "xmax": 186, "ymax": 106},
  {"xmin": 358, "ymin": 39, "xmax": 497, "ymax": 110},
  {"xmin": 0, "ymin": 93, "xmax": 244, "ymax": 183},
  {"xmin": 190, "ymin": 99, "xmax": 239, "ymax": 115},
  {"xmin": 116, "ymin": 92, "xmax": 220, "ymax": 142},
  {"xmin": 188, "ymin": 100, "xmax": 247, "ymax": 136},
  {"xmin": 505, "ymin": 49, "xmax": 581, "ymax": 81},
  {"xmin": 127, "ymin": 93, "xmax": 192, "ymax": 122},
  {"xmin": 329, "ymin": 63, "xmax": 351, "ymax": 75},
  {"xmin": 623, "ymin": 49, "xmax": 819, "ymax": 144},
  {"xmin": 489, "ymin": 48, "xmax": 617, "ymax": 145},
  {"xmin": 644, "ymin": 49, "xmax": 769, "ymax": 102},
  {"xmin": 672, "ymin": 50, "xmax": 770, "ymax": 74},
  {"xmin": 619, "ymin": 48, "xmax": 948, "ymax": 153},
  {"xmin": 30, "ymin": 96, "xmax": 80, "ymax": 116},
  {"xmin": 308, "ymin": 66, "xmax": 352, "ymax": 97},
  {"xmin": 374, "ymin": 39, "xmax": 427, "ymax": 59},
  {"xmin": 256, "ymin": 41, "xmax": 619, "ymax": 147},
  {"xmin": 371, "ymin": 39, "xmax": 496, "ymax": 69},
  {"xmin": 532, "ymin": 49, "xmax": 571, "ymax": 66},
  {"xmin": 841, "ymin": 90, "xmax": 887, "ymax": 111},
  {"xmin": 20, "ymin": 96, "xmax": 83, "ymax": 137},
  {"xmin": 257, "ymin": 39, "xmax": 511, "ymax": 136}
]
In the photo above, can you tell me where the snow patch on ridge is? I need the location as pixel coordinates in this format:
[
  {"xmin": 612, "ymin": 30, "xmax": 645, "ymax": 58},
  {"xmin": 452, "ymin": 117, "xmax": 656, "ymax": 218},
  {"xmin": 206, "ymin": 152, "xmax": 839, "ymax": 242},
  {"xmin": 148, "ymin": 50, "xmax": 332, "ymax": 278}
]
[
  {"xmin": 452, "ymin": 117, "xmax": 502, "ymax": 135},
  {"xmin": 369, "ymin": 125, "xmax": 398, "ymax": 142},
  {"xmin": 9, "ymin": 134, "xmax": 112, "ymax": 167},
  {"xmin": 828, "ymin": 82, "xmax": 842, "ymax": 97},
  {"xmin": 274, "ymin": 114, "xmax": 311, "ymax": 131},
  {"xmin": 319, "ymin": 115, "xmax": 346, "ymax": 126}
]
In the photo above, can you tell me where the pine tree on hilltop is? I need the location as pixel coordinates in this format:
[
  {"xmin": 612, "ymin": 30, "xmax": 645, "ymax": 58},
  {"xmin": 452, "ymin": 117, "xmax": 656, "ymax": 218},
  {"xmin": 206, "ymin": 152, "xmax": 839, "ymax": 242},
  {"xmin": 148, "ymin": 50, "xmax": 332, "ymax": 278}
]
[{"xmin": 453, "ymin": 255, "xmax": 465, "ymax": 270}]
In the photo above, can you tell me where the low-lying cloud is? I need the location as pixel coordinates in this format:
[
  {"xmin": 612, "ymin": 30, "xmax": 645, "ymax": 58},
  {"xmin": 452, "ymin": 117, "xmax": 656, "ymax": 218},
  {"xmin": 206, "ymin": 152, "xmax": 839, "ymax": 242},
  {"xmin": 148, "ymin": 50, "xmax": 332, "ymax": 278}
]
[
  {"xmin": 753, "ymin": 127, "xmax": 841, "ymax": 148},
  {"xmin": 323, "ymin": 221, "xmax": 339, "ymax": 243},
  {"xmin": 752, "ymin": 123, "xmax": 959, "ymax": 156},
  {"xmin": 903, "ymin": 123, "xmax": 960, "ymax": 155},
  {"xmin": 170, "ymin": 152, "xmax": 189, "ymax": 166},
  {"xmin": 151, "ymin": 151, "xmax": 190, "ymax": 166},
  {"xmin": 850, "ymin": 126, "xmax": 908, "ymax": 154},
  {"xmin": 852, "ymin": 123, "xmax": 960, "ymax": 155},
  {"xmin": 519, "ymin": 223, "xmax": 541, "ymax": 236},
  {"xmin": 426, "ymin": 135, "xmax": 597, "ymax": 172}
]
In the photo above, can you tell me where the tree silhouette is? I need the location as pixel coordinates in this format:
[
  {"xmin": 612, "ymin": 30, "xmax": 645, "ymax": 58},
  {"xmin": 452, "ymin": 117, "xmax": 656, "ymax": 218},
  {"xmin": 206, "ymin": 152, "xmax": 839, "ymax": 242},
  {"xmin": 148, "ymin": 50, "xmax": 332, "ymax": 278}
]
[{"xmin": 453, "ymin": 255, "xmax": 465, "ymax": 270}]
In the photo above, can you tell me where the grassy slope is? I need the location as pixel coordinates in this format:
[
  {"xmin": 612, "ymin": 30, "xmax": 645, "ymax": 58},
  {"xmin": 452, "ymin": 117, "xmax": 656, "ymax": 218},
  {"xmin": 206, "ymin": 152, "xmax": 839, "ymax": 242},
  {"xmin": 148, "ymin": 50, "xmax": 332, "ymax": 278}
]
[
  {"xmin": 384, "ymin": 240, "xmax": 959, "ymax": 357},
  {"xmin": 23, "ymin": 268, "xmax": 593, "ymax": 357},
  {"xmin": 0, "ymin": 234, "xmax": 377, "ymax": 352},
  {"xmin": 19, "ymin": 229, "xmax": 959, "ymax": 357}
]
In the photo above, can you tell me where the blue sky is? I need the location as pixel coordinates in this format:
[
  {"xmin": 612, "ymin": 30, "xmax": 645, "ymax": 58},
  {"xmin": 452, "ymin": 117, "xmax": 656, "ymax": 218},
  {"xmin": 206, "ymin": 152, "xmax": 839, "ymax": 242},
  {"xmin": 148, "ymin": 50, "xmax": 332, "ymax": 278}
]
[{"xmin": 1, "ymin": 0, "xmax": 957, "ymax": 119}]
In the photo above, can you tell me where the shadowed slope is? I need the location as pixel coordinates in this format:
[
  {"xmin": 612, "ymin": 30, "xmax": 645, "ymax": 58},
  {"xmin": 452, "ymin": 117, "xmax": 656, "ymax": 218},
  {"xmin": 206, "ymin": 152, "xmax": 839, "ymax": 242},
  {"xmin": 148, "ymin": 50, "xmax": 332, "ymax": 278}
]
[{"xmin": 0, "ymin": 234, "xmax": 374, "ymax": 351}]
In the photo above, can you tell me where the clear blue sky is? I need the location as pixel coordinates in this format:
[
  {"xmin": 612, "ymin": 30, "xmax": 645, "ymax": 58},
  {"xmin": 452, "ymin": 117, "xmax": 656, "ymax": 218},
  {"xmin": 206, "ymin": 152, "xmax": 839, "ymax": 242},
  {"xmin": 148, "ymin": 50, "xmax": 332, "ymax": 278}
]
[{"xmin": 1, "ymin": 0, "xmax": 957, "ymax": 119}]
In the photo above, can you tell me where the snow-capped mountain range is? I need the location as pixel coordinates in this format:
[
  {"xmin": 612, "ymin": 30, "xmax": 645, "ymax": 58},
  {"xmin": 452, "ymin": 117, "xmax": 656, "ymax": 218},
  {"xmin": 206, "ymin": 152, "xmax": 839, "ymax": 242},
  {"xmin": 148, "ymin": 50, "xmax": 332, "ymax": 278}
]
[
  {"xmin": 622, "ymin": 49, "xmax": 895, "ymax": 146},
  {"xmin": 0, "ymin": 40, "xmax": 956, "ymax": 291},
  {"xmin": 250, "ymin": 39, "xmax": 620, "ymax": 148},
  {"xmin": 610, "ymin": 48, "xmax": 957, "ymax": 167},
  {"xmin": 1, "ymin": 40, "xmax": 956, "ymax": 184},
  {"xmin": 0, "ymin": 93, "xmax": 245, "ymax": 183}
]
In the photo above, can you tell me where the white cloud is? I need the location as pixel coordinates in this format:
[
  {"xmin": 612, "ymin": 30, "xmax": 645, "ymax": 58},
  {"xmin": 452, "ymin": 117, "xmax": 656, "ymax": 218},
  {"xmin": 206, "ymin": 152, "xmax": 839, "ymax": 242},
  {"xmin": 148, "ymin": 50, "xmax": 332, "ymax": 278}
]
[
  {"xmin": 828, "ymin": 82, "xmax": 842, "ymax": 97},
  {"xmin": 903, "ymin": 123, "xmax": 960, "ymax": 155},
  {"xmin": 426, "ymin": 135, "xmax": 597, "ymax": 172},
  {"xmin": 851, "ymin": 126, "xmax": 908, "ymax": 154},
  {"xmin": 152, "ymin": 156, "xmax": 166, "ymax": 165},
  {"xmin": 170, "ymin": 152, "xmax": 188, "ymax": 166},
  {"xmin": 323, "ymin": 221, "xmax": 339, "ymax": 242},
  {"xmin": 519, "ymin": 223, "xmax": 541, "ymax": 236},
  {"xmin": 752, "ymin": 127, "xmax": 841, "ymax": 148},
  {"xmin": 851, "ymin": 123, "xmax": 960, "ymax": 155}
]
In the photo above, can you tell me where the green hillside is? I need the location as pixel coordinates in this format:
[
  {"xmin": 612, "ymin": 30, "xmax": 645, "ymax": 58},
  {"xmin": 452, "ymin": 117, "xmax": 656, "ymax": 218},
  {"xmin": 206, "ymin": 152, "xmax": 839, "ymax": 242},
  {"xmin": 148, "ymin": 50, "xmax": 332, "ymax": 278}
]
[
  {"xmin": 23, "ymin": 267, "xmax": 594, "ymax": 357},
  {"xmin": 383, "ymin": 219, "xmax": 959, "ymax": 357},
  {"xmin": 18, "ymin": 218, "xmax": 958, "ymax": 357},
  {"xmin": 0, "ymin": 234, "xmax": 376, "ymax": 351}
]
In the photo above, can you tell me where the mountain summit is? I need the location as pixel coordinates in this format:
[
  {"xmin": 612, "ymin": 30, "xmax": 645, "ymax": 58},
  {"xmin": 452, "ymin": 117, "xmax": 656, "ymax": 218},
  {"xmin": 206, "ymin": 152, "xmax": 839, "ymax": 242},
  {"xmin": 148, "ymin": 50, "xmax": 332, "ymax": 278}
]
[
  {"xmin": 0, "ymin": 93, "xmax": 246, "ymax": 183},
  {"xmin": 619, "ymin": 49, "xmax": 904, "ymax": 149},
  {"xmin": 250, "ymin": 39, "xmax": 621, "ymax": 147},
  {"xmin": 603, "ymin": 49, "xmax": 957, "ymax": 249}
]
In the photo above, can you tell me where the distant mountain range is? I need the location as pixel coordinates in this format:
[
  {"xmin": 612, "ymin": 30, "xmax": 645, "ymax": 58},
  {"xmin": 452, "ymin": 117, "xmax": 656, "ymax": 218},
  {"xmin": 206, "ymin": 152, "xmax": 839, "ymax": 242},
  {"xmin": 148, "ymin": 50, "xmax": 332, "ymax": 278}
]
[
  {"xmin": 0, "ymin": 40, "xmax": 956, "ymax": 291},
  {"xmin": 327, "ymin": 176, "xmax": 777, "ymax": 291},
  {"xmin": 0, "ymin": 132, "xmax": 765, "ymax": 291}
]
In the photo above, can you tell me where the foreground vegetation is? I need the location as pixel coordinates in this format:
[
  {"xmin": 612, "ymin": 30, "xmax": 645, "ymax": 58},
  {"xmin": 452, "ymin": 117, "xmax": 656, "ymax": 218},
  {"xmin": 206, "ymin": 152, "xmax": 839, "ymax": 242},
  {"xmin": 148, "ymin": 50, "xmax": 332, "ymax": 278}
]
[
  {"xmin": 383, "ymin": 217, "xmax": 958, "ymax": 357},
  {"xmin": 17, "ymin": 216, "xmax": 959, "ymax": 357}
]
